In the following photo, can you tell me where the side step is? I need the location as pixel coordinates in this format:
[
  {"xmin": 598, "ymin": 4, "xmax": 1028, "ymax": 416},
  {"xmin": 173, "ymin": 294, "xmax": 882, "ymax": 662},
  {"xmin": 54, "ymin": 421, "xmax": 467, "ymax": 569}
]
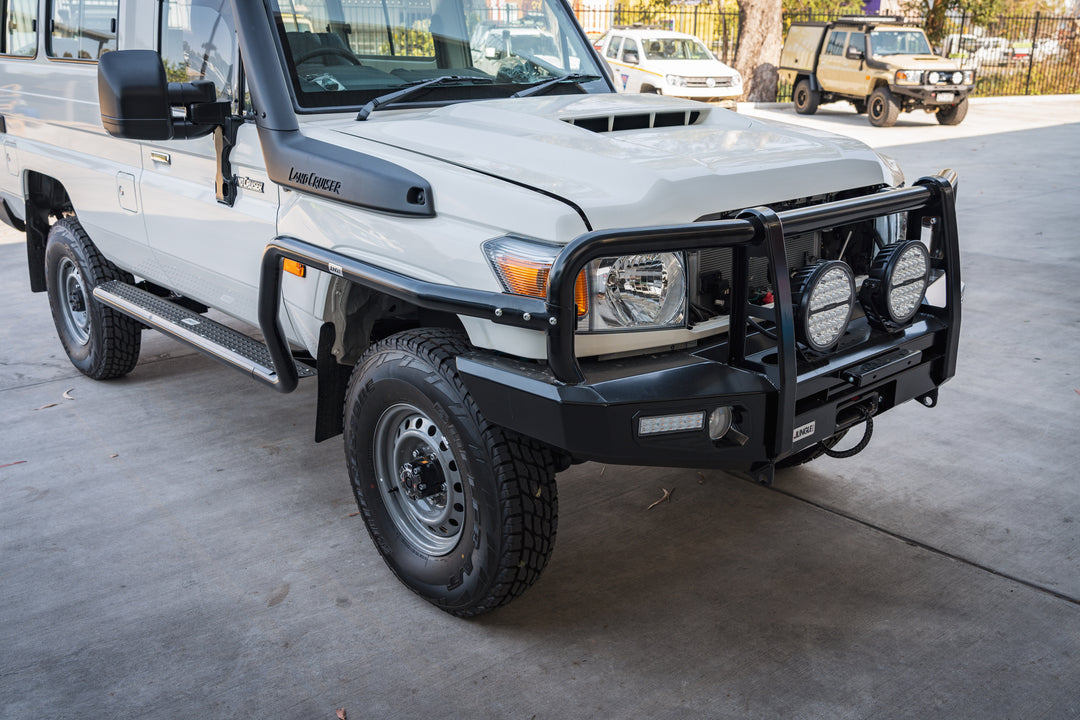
[{"xmin": 93, "ymin": 280, "xmax": 316, "ymax": 388}]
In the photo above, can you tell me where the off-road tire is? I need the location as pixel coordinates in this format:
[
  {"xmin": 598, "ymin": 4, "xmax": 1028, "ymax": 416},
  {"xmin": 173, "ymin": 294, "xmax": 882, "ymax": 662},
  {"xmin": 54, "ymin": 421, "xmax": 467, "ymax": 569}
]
[
  {"xmin": 868, "ymin": 87, "xmax": 900, "ymax": 127},
  {"xmin": 344, "ymin": 328, "xmax": 558, "ymax": 617},
  {"xmin": 44, "ymin": 217, "xmax": 141, "ymax": 380},
  {"xmin": 793, "ymin": 80, "xmax": 820, "ymax": 115},
  {"xmin": 936, "ymin": 97, "xmax": 968, "ymax": 125}
]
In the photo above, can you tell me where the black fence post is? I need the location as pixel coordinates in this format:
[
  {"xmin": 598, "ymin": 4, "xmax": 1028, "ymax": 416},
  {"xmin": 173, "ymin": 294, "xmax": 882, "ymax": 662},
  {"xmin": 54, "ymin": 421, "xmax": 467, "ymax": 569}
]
[{"xmin": 1026, "ymin": 11, "xmax": 1041, "ymax": 95}]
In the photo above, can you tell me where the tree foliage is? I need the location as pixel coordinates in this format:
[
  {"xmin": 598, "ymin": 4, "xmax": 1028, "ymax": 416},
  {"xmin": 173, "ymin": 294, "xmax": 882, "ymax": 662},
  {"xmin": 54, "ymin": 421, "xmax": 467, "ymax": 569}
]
[{"xmin": 900, "ymin": 0, "xmax": 1003, "ymax": 44}]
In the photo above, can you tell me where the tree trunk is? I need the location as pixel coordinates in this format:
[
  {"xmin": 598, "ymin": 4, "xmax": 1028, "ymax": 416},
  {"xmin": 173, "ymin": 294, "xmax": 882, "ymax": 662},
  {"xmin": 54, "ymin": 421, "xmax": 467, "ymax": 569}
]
[{"xmin": 734, "ymin": 0, "xmax": 783, "ymax": 102}]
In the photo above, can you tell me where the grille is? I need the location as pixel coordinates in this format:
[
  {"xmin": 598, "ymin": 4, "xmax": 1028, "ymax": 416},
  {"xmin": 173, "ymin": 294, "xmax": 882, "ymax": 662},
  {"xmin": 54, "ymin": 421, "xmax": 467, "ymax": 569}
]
[
  {"xmin": 685, "ymin": 77, "xmax": 734, "ymax": 88},
  {"xmin": 694, "ymin": 231, "xmax": 819, "ymax": 297}
]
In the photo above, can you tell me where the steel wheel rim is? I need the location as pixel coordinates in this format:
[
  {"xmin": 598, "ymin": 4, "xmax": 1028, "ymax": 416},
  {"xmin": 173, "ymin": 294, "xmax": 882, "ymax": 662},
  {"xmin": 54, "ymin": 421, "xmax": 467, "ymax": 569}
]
[
  {"xmin": 373, "ymin": 403, "xmax": 465, "ymax": 556},
  {"xmin": 871, "ymin": 97, "xmax": 883, "ymax": 118},
  {"xmin": 796, "ymin": 88, "xmax": 806, "ymax": 107},
  {"xmin": 58, "ymin": 257, "xmax": 91, "ymax": 346}
]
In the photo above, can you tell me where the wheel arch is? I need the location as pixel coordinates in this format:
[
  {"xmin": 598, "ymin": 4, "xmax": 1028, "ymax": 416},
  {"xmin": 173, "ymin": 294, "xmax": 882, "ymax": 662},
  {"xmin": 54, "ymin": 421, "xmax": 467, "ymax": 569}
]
[
  {"xmin": 23, "ymin": 171, "xmax": 75, "ymax": 293},
  {"xmin": 312, "ymin": 275, "xmax": 466, "ymax": 442}
]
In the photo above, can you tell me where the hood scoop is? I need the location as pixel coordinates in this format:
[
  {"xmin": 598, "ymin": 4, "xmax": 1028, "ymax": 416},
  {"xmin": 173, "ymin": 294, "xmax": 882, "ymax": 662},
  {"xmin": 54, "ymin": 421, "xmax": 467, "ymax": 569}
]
[{"xmin": 563, "ymin": 109, "xmax": 705, "ymax": 133}]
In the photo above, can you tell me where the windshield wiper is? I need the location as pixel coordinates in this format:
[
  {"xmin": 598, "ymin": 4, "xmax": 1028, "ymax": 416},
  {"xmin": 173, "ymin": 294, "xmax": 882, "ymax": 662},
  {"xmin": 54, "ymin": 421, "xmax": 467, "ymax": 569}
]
[
  {"xmin": 510, "ymin": 73, "xmax": 602, "ymax": 99},
  {"xmin": 356, "ymin": 75, "xmax": 494, "ymax": 120}
]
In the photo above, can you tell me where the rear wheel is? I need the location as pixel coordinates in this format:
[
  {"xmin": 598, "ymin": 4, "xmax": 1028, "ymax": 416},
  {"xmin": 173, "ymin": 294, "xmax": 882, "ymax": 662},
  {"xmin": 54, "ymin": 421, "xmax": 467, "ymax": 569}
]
[
  {"xmin": 867, "ymin": 86, "xmax": 900, "ymax": 127},
  {"xmin": 936, "ymin": 97, "xmax": 968, "ymax": 125},
  {"xmin": 344, "ymin": 329, "xmax": 558, "ymax": 617},
  {"xmin": 44, "ymin": 217, "xmax": 141, "ymax": 379},
  {"xmin": 793, "ymin": 79, "xmax": 820, "ymax": 115}
]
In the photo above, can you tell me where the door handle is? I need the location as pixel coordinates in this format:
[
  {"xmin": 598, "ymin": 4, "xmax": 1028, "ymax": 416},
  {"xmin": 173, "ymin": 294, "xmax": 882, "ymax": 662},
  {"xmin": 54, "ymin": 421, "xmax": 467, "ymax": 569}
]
[{"xmin": 150, "ymin": 151, "xmax": 171, "ymax": 165}]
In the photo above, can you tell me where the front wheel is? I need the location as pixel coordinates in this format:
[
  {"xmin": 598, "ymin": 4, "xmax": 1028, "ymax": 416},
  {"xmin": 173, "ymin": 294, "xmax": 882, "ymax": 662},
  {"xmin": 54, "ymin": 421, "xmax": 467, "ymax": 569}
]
[
  {"xmin": 344, "ymin": 329, "xmax": 558, "ymax": 617},
  {"xmin": 45, "ymin": 217, "xmax": 141, "ymax": 380},
  {"xmin": 936, "ymin": 97, "xmax": 969, "ymax": 125},
  {"xmin": 867, "ymin": 87, "xmax": 900, "ymax": 127}
]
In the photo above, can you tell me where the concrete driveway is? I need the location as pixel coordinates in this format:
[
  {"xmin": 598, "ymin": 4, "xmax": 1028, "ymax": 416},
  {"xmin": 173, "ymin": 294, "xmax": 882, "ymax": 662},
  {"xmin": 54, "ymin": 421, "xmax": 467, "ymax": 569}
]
[{"xmin": 2, "ymin": 96, "xmax": 1078, "ymax": 719}]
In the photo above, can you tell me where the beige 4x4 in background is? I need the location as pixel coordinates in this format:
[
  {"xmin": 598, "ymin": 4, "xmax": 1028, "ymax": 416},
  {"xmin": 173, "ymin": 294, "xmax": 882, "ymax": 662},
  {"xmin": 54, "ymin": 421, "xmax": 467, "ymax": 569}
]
[{"xmin": 780, "ymin": 16, "xmax": 975, "ymax": 127}]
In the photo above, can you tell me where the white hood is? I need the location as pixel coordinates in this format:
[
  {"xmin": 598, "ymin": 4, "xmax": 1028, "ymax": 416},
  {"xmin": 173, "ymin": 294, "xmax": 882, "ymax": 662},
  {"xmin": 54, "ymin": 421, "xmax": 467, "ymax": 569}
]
[{"xmin": 321, "ymin": 93, "xmax": 893, "ymax": 231}]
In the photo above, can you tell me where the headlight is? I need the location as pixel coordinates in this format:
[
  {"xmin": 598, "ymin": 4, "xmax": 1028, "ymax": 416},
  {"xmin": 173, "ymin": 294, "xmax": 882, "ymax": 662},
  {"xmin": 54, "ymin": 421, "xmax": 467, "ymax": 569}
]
[
  {"xmin": 951, "ymin": 71, "xmax": 963, "ymax": 84},
  {"xmin": 895, "ymin": 70, "xmax": 923, "ymax": 85},
  {"xmin": 732, "ymin": 73, "xmax": 742, "ymax": 86},
  {"xmin": 590, "ymin": 253, "xmax": 686, "ymax": 331},
  {"xmin": 791, "ymin": 261, "xmax": 855, "ymax": 353},
  {"xmin": 928, "ymin": 71, "xmax": 942, "ymax": 84},
  {"xmin": 859, "ymin": 240, "xmax": 930, "ymax": 331},
  {"xmin": 665, "ymin": 74, "xmax": 688, "ymax": 87},
  {"xmin": 963, "ymin": 70, "xmax": 975, "ymax": 84},
  {"xmin": 483, "ymin": 237, "xmax": 687, "ymax": 332}
]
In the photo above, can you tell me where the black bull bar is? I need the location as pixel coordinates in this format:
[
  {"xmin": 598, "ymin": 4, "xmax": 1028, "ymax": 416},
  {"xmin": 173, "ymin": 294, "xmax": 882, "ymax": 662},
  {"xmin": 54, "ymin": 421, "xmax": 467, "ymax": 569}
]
[{"xmin": 258, "ymin": 173, "xmax": 960, "ymax": 464}]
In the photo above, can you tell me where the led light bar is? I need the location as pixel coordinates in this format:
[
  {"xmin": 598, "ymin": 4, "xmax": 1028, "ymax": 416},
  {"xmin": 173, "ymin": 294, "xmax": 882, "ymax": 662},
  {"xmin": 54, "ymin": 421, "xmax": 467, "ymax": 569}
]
[{"xmin": 638, "ymin": 412, "xmax": 705, "ymax": 436}]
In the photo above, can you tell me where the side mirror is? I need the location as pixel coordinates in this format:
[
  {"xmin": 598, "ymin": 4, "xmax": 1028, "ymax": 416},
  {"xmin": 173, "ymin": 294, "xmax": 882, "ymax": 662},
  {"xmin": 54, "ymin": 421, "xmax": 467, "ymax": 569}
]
[
  {"xmin": 98, "ymin": 49, "xmax": 224, "ymax": 141},
  {"xmin": 623, "ymin": 50, "xmax": 639, "ymax": 64},
  {"xmin": 846, "ymin": 46, "xmax": 864, "ymax": 60}
]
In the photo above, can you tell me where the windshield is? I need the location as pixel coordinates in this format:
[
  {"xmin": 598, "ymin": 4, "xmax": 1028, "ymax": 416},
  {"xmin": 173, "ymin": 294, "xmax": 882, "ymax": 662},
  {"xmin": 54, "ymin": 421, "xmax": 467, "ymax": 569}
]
[
  {"xmin": 270, "ymin": 0, "xmax": 607, "ymax": 110},
  {"xmin": 870, "ymin": 29, "xmax": 933, "ymax": 56},
  {"xmin": 642, "ymin": 37, "xmax": 712, "ymax": 60}
]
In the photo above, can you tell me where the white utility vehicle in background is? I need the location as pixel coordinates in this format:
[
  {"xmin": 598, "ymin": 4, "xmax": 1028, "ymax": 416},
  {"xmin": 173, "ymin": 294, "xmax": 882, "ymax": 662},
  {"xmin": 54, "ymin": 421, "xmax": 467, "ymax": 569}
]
[
  {"xmin": 1, "ymin": 0, "xmax": 961, "ymax": 616},
  {"xmin": 595, "ymin": 26, "xmax": 742, "ymax": 105}
]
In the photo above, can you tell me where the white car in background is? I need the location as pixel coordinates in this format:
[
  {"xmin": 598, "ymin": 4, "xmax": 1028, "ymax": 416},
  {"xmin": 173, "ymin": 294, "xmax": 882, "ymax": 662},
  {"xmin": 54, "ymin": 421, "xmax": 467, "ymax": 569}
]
[{"xmin": 596, "ymin": 27, "xmax": 741, "ymax": 104}]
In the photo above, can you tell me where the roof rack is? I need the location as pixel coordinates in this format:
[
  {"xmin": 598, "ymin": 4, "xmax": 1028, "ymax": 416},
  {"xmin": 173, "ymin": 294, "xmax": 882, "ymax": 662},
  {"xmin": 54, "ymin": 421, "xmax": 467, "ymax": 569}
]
[{"xmin": 835, "ymin": 15, "xmax": 906, "ymax": 23}]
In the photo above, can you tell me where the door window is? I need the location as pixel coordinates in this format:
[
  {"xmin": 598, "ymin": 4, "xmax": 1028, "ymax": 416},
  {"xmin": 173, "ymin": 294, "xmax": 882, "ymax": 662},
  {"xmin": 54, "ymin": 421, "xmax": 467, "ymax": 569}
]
[
  {"xmin": 161, "ymin": 0, "xmax": 236, "ymax": 101},
  {"xmin": 621, "ymin": 37, "xmax": 638, "ymax": 61},
  {"xmin": 605, "ymin": 35, "xmax": 621, "ymax": 59},
  {"xmin": 48, "ymin": 0, "xmax": 117, "ymax": 60},
  {"xmin": 824, "ymin": 30, "xmax": 847, "ymax": 57},
  {"xmin": 847, "ymin": 33, "xmax": 865, "ymax": 57},
  {"xmin": 2, "ymin": 0, "xmax": 37, "ymax": 56}
]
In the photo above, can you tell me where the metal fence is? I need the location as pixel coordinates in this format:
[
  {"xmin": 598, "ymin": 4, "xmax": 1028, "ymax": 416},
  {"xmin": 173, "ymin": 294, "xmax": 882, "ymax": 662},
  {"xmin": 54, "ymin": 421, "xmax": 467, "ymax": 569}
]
[{"xmin": 572, "ymin": 5, "xmax": 1080, "ymax": 100}]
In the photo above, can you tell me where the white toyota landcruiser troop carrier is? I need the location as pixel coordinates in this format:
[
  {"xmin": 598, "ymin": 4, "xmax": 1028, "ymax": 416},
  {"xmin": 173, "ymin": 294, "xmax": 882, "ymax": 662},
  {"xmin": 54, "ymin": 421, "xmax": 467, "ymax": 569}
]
[{"xmin": 1, "ymin": 0, "xmax": 961, "ymax": 616}]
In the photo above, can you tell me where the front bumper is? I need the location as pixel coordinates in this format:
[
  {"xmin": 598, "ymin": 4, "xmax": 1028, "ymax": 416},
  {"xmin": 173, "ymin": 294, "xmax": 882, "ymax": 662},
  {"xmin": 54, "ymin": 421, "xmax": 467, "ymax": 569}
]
[
  {"xmin": 462, "ymin": 173, "xmax": 961, "ymax": 470},
  {"xmin": 892, "ymin": 85, "xmax": 973, "ymax": 105},
  {"xmin": 260, "ymin": 175, "xmax": 960, "ymax": 472}
]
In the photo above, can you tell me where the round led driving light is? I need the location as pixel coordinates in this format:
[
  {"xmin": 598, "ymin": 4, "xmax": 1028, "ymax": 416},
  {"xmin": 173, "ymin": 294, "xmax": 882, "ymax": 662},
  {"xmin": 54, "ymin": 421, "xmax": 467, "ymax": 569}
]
[
  {"xmin": 928, "ymin": 71, "xmax": 941, "ymax": 84},
  {"xmin": 859, "ymin": 240, "xmax": 931, "ymax": 331},
  {"xmin": 791, "ymin": 260, "xmax": 856, "ymax": 354},
  {"xmin": 951, "ymin": 71, "xmax": 963, "ymax": 84}
]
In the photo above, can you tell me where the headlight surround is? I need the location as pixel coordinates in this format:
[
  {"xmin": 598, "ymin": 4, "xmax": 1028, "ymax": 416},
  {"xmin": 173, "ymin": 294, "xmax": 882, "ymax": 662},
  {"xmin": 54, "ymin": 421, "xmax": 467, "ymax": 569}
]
[
  {"xmin": 665, "ymin": 74, "xmax": 688, "ymax": 87},
  {"xmin": 895, "ymin": 69, "xmax": 923, "ymax": 85},
  {"xmin": 791, "ymin": 260, "xmax": 856, "ymax": 353},
  {"xmin": 859, "ymin": 240, "xmax": 931, "ymax": 330},
  {"xmin": 589, "ymin": 252, "xmax": 687, "ymax": 331}
]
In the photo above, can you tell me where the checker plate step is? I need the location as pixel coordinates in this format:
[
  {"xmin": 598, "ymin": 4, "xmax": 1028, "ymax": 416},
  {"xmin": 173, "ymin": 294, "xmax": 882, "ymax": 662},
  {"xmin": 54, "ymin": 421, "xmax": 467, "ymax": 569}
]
[{"xmin": 93, "ymin": 280, "xmax": 316, "ymax": 383}]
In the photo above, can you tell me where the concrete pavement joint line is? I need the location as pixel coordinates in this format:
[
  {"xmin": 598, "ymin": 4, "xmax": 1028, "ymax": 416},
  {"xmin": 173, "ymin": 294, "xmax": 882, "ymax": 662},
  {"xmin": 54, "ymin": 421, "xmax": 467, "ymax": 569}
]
[{"xmin": 765, "ymin": 483, "xmax": 1080, "ymax": 610}]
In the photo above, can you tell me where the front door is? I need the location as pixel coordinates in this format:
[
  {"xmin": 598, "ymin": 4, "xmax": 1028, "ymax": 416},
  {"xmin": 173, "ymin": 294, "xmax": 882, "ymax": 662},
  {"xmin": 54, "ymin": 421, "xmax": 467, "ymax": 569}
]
[{"xmin": 139, "ymin": 0, "xmax": 278, "ymax": 326}]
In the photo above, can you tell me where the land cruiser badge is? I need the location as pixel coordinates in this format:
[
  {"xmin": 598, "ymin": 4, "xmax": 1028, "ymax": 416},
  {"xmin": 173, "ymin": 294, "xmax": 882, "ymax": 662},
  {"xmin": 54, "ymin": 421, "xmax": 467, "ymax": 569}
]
[{"xmin": 236, "ymin": 176, "xmax": 264, "ymax": 193}]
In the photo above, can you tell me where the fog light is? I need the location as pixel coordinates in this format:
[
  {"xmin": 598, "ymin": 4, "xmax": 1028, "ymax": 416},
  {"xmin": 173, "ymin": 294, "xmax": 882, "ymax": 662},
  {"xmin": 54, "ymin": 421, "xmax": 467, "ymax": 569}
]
[
  {"xmin": 791, "ymin": 260, "xmax": 856, "ymax": 353},
  {"xmin": 639, "ymin": 412, "xmax": 704, "ymax": 436},
  {"xmin": 708, "ymin": 407, "xmax": 733, "ymax": 440},
  {"xmin": 860, "ymin": 240, "xmax": 930, "ymax": 331}
]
